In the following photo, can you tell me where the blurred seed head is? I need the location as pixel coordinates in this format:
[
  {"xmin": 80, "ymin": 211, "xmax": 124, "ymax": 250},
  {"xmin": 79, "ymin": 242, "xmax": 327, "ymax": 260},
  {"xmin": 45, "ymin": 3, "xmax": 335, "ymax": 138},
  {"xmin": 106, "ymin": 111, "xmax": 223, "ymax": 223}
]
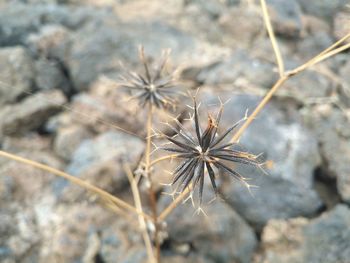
[{"xmin": 117, "ymin": 46, "xmax": 181, "ymax": 109}]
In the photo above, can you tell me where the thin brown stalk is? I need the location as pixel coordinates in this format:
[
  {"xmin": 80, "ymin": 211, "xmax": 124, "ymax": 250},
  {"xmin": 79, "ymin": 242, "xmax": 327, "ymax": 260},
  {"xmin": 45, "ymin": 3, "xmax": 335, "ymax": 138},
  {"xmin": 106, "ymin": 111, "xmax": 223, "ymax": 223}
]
[
  {"xmin": 124, "ymin": 163, "xmax": 155, "ymax": 263},
  {"xmin": 0, "ymin": 150, "xmax": 152, "ymax": 221},
  {"xmin": 150, "ymin": 154, "xmax": 180, "ymax": 167},
  {"xmin": 310, "ymin": 32, "xmax": 350, "ymax": 61},
  {"xmin": 306, "ymin": 42, "xmax": 350, "ymax": 68},
  {"xmin": 102, "ymin": 197, "xmax": 137, "ymax": 224},
  {"xmin": 145, "ymin": 103, "xmax": 161, "ymax": 262},
  {"xmin": 158, "ymin": 184, "xmax": 193, "ymax": 222},
  {"xmin": 231, "ymin": 36, "xmax": 350, "ymax": 143},
  {"xmin": 229, "ymin": 0, "xmax": 350, "ymax": 144},
  {"xmin": 260, "ymin": 0, "xmax": 284, "ymax": 76},
  {"xmin": 231, "ymin": 77, "xmax": 288, "ymax": 142}
]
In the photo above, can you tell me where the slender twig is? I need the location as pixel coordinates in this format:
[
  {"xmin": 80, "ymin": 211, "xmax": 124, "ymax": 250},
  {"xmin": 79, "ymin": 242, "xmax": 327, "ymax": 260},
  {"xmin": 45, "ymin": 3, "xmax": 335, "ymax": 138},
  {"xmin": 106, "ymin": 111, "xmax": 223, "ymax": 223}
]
[
  {"xmin": 229, "ymin": 1, "xmax": 350, "ymax": 144},
  {"xmin": 231, "ymin": 77, "xmax": 288, "ymax": 142},
  {"xmin": 310, "ymin": 32, "xmax": 350, "ymax": 61},
  {"xmin": 158, "ymin": 184, "xmax": 193, "ymax": 222},
  {"xmin": 0, "ymin": 150, "xmax": 152, "ymax": 221},
  {"xmin": 305, "ymin": 42, "xmax": 350, "ymax": 68},
  {"xmin": 102, "ymin": 197, "xmax": 137, "ymax": 224},
  {"xmin": 231, "ymin": 33, "xmax": 350, "ymax": 143},
  {"xmin": 124, "ymin": 163, "xmax": 155, "ymax": 263},
  {"xmin": 144, "ymin": 103, "xmax": 161, "ymax": 262},
  {"xmin": 260, "ymin": 0, "xmax": 284, "ymax": 76},
  {"xmin": 150, "ymin": 154, "xmax": 180, "ymax": 167}
]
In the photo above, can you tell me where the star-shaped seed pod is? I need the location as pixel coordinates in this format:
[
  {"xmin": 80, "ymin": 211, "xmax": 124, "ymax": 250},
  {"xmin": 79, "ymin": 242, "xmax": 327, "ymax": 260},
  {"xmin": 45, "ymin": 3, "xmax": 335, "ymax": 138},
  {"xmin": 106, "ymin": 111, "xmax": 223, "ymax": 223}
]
[
  {"xmin": 162, "ymin": 99, "xmax": 263, "ymax": 204},
  {"xmin": 117, "ymin": 46, "xmax": 180, "ymax": 109}
]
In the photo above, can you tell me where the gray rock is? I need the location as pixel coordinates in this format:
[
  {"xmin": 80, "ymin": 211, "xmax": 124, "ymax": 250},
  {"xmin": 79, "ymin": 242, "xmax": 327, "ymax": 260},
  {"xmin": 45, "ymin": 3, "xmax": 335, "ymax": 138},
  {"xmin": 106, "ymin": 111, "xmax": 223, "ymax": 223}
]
[
  {"xmin": 302, "ymin": 204, "xmax": 350, "ymax": 263},
  {"xmin": 222, "ymin": 174, "xmax": 322, "ymax": 230},
  {"xmin": 99, "ymin": 223, "xmax": 146, "ymax": 263},
  {"xmin": 0, "ymin": 90, "xmax": 66, "ymax": 136},
  {"xmin": 58, "ymin": 131, "xmax": 144, "ymax": 199},
  {"xmin": 34, "ymin": 58, "xmax": 73, "ymax": 94},
  {"xmin": 297, "ymin": 31, "xmax": 334, "ymax": 59},
  {"xmin": 0, "ymin": 3, "xmax": 109, "ymax": 46},
  {"xmin": 0, "ymin": 175, "xmax": 15, "ymax": 201},
  {"xmin": 0, "ymin": 148, "xmax": 64, "ymax": 202},
  {"xmin": 267, "ymin": 0, "xmax": 303, "ymax": 38},
  {"xmin": 190, "ymin": 0, "xmax": 226, "ymax": 19},
  {"xmin": 26, "ymin": 25, "xmax": 75, "ymax": 94},
  {"xmin": 305, "ymin": 106, "xmax": 350, "ymax": 203},
  {"xmin": 200, "ymin": 93, "xmax": 322, "ymax": 229},
  {"xmin": 257, "ymin": 217, "xmax": 308, "ymax": 263},
  {"xmin": 258, "ymin": 205, "xmax": 350, "ymax": 263},
  {"xmin": 39, "ymin": 203, "xmax": 121, "ymax": 263},
  {"xmin": 296, "ymin": 15, "xmax": 333, "ymax": 59},
  {"xmin": 334, "ymin": 11, "xmax": 350, "ymax": 43},
  {"xmin": 8, "ymin": 209, "xmax": 41, "ymax": 262},
  {"xmin": 224, "ymin": 0, "xmax": 240, "ymax": 6},
  {"xmin": 160, "ymin": 196, "xmax": 257, "ymax": 263},
  {"xmin": 67, "ymin": 18, "xmax": 195, "ymax": 91},
  {"xmin": 49, "ymin": 77, "xmax": 179, "ymax": 138},
  {"xmin": 161, "ymin": 254, "xmax": 212, "ymax": 263},
  {"xmin": 218, "ymin": 6, "xmax": 263, "ymax": 47},
  {"xmin": 283, "ymin": 70, "xmax": 333, "ymax": 101},
  {"xmin": 340, "ymin": 54, "xmax": 350, "ymax": 93},
  {"xmin": 53, "ymin": 125, "xmax": 93, "ymax": 161},
  {"xmin": 26, "ymin": 24, "xmax": 72, "ymax": 60},
  {"xmin": 0, "ymin": 46, "xmax": 35, "ymax": 106},
  {"xmin": 67, "ymin": 131, "xmax": 144, "ymax": 175},
  {"xmin": 296, "ymin": 0, "xmax": 348, "ymax": 21},
  {"xmin": 196, "ymin": 50, "xmax": 276, "ymax": 88}
]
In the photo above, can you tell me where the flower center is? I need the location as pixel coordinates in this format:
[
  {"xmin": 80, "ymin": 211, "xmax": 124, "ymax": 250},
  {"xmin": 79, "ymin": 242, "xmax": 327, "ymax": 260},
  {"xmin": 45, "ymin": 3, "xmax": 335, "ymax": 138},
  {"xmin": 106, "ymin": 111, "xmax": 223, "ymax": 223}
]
[
  {"xmin": 196, "ymin": 146, "xmax": 209, "ymax": 160},
  {"xmin": 195, "ymin": 145, "xmax": 202, "ymax": 153},
  {"xmin": 148, "ymin": 83, "xmax": 156, "ymax": 92}
]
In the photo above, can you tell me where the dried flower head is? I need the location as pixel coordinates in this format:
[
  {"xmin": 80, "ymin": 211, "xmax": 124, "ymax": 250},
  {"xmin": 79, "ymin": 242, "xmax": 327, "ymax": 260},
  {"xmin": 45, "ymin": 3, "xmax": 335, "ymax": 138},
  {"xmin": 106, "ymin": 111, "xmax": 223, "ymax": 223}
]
[
  {"xmin": 162, "ymin": 98, "xmax": 263, "ymax": 204},
  {"xmin": 117, "ymin": 46, "xmax": 180, "ymax": 108}
]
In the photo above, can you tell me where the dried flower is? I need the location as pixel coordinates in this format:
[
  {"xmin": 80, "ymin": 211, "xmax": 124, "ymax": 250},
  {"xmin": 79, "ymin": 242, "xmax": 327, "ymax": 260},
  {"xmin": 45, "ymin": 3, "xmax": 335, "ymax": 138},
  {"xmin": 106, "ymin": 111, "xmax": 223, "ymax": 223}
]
[
  {"xmin": 162, "ymin": 99, "xmax": 262, "ymax": 203},
  {"xmin": 117, "ymin": 46, "xmax": 179, "ymax": 108}
]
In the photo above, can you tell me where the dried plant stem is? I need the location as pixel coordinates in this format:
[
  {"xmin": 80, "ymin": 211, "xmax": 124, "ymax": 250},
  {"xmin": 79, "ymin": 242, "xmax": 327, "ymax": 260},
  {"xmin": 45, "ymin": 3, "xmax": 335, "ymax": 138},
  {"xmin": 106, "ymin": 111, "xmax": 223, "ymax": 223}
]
[
  {"xmin": 313, "ymin": 32, "xmax": 350, "ymax": 60},
  {"xmin": 305, "ymin": 42, "xmax": 350, "ymax": 68},
  {"xmin": 0, "ymin": 150, "xmax": 152, "ymax": 221},
  {"xmin": 231, "ymin": 34, "xmax": 350, "ymax": 142},
  {"xmin": 102, "ymin": 197, "xmax": 137, "ymax": 224},
  {"xmin": 145, "ymin": 104, "xmax": 161, "ymax": 262},
  {"xmin": 150, "ymin": 154, "xmax": 180, "ymax": 167},
  {"xmin": 260, "ymin": 0, "xmax": 284, "ymax": 76},
  {"xmin": 230, "ymin": 0, "xmax": 350, "ymax": 143},
  {"xmin": 124, "ymin": 163, "xmax": 155, "ymax": 263},
  {"xmin": 231, "ymin": 77, "xmax": 288, "ymax": 142},
  {"xmin": 158, "ymin": 184, "xmax": 193, "ymax": 222}
]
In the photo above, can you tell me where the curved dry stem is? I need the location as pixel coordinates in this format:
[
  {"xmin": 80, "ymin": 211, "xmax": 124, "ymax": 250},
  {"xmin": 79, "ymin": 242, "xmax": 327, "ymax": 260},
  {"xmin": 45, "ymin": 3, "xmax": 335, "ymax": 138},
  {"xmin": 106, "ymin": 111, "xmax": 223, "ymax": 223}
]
[
  {"xmin": 231, "ymin": 32, "xmax": 350, "ymax": 143},
  {"xmin": 158, "ymin": 184, "xmax": 193, "ymax": 222},
  {"xmin": 0, "ymin": 150, "xmax": 152, "ymax": 221},
  {"xmin": 231, "ymin": 77, "xmax": 288, "ymax": 142},
  {"xmin": 124, "ymin": 163, "xmax": 155, "ymax": 263},
  {"xmin": 260, "ymin": 0, "xmax": 284, "ymax": 76},
  {"xmin": 150, "ymin": 154, "xmax": 181, "ymax": 167}
]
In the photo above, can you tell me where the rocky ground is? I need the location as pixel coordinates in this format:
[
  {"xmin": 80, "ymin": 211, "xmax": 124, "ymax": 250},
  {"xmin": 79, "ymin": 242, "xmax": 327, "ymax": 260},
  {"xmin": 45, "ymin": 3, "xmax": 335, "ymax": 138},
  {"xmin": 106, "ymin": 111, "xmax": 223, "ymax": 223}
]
[{"xmin": 0, "ymin": 0, "xmax": 350, "ymax": 262}]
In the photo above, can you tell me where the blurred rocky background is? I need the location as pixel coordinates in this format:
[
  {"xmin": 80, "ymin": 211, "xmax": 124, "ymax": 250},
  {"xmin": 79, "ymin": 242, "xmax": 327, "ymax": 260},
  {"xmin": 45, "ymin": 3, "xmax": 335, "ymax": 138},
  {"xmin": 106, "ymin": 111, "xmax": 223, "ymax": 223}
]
[{"xmin": 0, "ymin": 0, "xmax": 350, "ymax": 262}]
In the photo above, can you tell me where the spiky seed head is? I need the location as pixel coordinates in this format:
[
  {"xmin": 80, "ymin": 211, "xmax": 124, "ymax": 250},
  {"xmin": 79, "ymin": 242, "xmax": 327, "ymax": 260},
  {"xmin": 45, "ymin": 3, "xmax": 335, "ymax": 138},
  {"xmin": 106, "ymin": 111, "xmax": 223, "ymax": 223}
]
[
  {"xmin": 117, "ymin": 46, "xmax": 180, "ymax": 109},
  {"xmin": 162, "ymin": 98, "xmax": 263, "ymax": 204}
]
